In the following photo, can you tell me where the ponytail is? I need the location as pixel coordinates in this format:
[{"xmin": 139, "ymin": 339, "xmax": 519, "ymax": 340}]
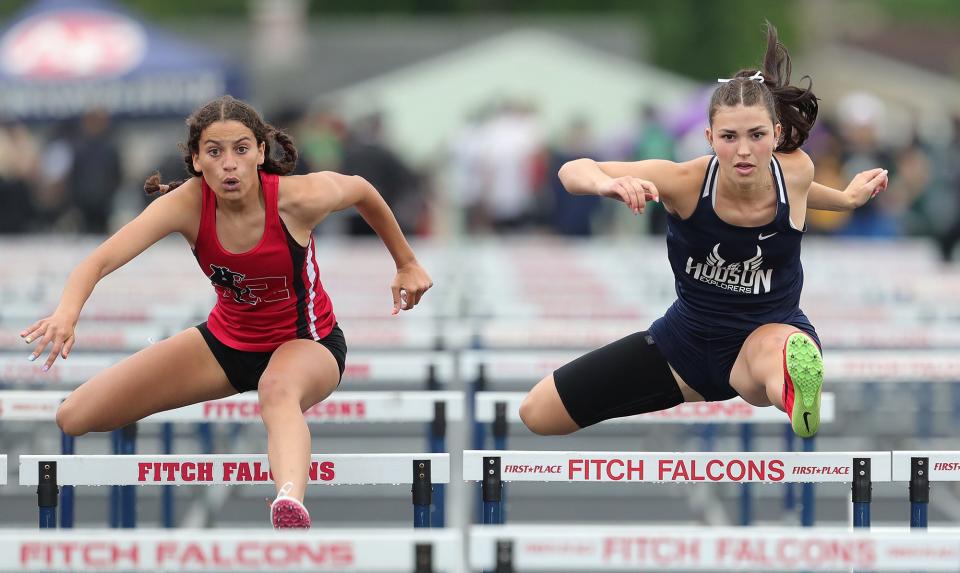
[
  {"xmin": 261, "ymin": 124, "xmax": 298, "ymax": 175},
  {"xmin": 709, "ymin": 21, "xmax": 819, "ymax": 153}
]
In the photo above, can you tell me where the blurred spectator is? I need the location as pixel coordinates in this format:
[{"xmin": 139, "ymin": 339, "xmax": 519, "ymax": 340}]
[
  {"xmin": 633, "ymin": 106, "xmax": 676, "ymax": 235},
  {"xmin": 0, "ymin": 119, "xmax": 40, "ymax": 233},
  {"xmin": 479, "ymin": 100, "xmax": 545, "ymax": 233},
  {"xmin": 805, "ymin": 121, "xmax": 852, "ymax": 234},
  {"xmin": 67, "ymin": 109, "xmax": 122, "ymax": 234},
  {"xmin": 447, "ymin": 107, "xmax": 491, "ymax": 233},
  {"xmin": 834, "ymin": 93, "xmax": 898, "ymax": 237},
  {"xmin": 936, "ymin": 115, "xmax": 960, "ymax": 261},
  {"xmin": 546, "ymin": 117, "xmax": 601, "ymax": 236},
  {"xmin": 340, "ymin": 111, "xmax": 423, "ymax": 236},
  {"xmin": 298, "ymin": 103, "xmax": 345, "ymax": 173}
]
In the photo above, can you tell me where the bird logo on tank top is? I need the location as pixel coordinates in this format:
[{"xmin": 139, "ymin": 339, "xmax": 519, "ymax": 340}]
[
  {"xmin": 685, "ymin": 244, "xmax": 773, "ymax": 294},
  {"xmin": 207, "ymin": 264, "xmax": 292, "ymax": 306}
]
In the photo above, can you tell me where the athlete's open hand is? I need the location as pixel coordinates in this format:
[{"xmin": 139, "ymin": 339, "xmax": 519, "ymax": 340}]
[
  {"xmin": 20, "ymin": 312, "xmax": 77, "ymax": 371},
  {"xmin": 391, "ymin": 261, "xmax": 433, "ymax": 315},
  {"xmin": 845, "ymin": 168, "xmax": 888, "ymax": 209},
  {"xmin": 598, "ymin": 176, "xmax": 659, "ymax": 215}
]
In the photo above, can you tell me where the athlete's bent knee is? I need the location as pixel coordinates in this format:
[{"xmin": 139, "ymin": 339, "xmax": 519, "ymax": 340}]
[
  {"xmin": 519, "ymin": 393, "xmax": 573, "ymax": 436},
  {"xmin": 55, "ymin": 402, "xmax": 89, "ymax": 437},
  {"xmin": 258, "ymin": 373, "xmax": 295, "ymax": 411}
]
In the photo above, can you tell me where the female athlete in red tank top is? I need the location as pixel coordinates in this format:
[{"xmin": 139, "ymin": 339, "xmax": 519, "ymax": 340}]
[{"xmin": 21, "ymin": 96, "xmax": 432, "ymax": 529}]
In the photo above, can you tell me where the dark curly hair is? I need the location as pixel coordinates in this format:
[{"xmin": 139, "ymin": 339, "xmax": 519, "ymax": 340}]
[{"xmin": 145, "ymin": 95, "xmax": 298, "ymax": 194}]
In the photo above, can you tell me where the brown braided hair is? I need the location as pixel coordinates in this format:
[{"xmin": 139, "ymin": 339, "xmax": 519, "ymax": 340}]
[
  {"xmin": 144, "ymin": 95, "xmax": 298, "ymax": 195},
  {"xmin": 708, "ymin": 21, "xmax": 818, "ymax": 153}
]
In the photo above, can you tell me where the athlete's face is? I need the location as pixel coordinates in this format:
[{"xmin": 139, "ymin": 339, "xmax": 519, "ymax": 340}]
[
  {"xmin": 706, "ymin": 104, "xmax": 782, "ymax": 180},
  {"xmin": 192, "ymin": 120, "xmax": 265, "ymax": 197}
]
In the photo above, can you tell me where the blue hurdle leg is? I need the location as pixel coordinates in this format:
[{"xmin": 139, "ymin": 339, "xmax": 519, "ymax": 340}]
[
  {"xmin": 162, "ymin": 422, "xmax": 174, "ymax": 528},
  {"xmin": 783, "ymin": 424, "xmax": 796, "ymax": 514},
  {"xmin": 110, "ymin": 430, "xmax": 120, "ymax": 527},
  {"xmin": 119, "ymin": 424, "xmax": 137, "ymax": 528},
  {"xmin": 60, "ymin": 432, "xmax": 74, "ymax": 528},
  {"xmin": 801, "ymin": 436, "xmax": 815, "ymax": 527},
  {"xmin": 740, "ymin": 423, "xmax": 753, "ymax": 526},
  {"xmin": 853, "ymin": 502, "xmax": 871, "ymax": 528},
  {"xmin": 428, "ymin": 424, "xmax": 446, "ymax": 528}
]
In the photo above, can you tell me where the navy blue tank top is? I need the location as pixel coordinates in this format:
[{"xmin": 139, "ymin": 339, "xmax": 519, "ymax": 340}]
[{"xmin": 661, "ymin": 155, "xmax": 805, "ymax": 331}]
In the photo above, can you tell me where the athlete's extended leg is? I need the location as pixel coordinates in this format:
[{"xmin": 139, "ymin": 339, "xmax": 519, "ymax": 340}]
[
  {"xmin": 519, "ymin": 332, "xmax": 702, "ymax": 436},
  {"xmin": 56, "ymin": 328, "xmax": 236, "ymax": 436},
  {"xmin": 729, "ymin": 323, "xmax": 823, "ymax": 437},
  {"xmin": 257, "ymin": 340, "xmax": 340, "ymax": 504}
]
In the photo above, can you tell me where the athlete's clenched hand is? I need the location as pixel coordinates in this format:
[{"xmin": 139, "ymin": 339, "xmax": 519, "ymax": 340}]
[{"xmin": 391, "ymin": 261, "xmax": 433, "ymax": 314}]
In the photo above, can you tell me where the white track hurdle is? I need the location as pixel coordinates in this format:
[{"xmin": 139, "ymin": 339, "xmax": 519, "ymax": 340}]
[
  {"xmin": 464, "ymin": 451, "xmax": 891, "ymax": 527},
  {"xmin": 0, "ymin": 391, "xmax": 462, "ymax": 529},
  {"xmin": 21, "ymin": 454, "xmax": 449, "ymax": 529},
  {"xmin": 469, "ymin": 525, "xmax": 960, "ymax": 571},
  {"xmin": 0, "ymin": 529, "xmax": 460, "ymax": 572}
]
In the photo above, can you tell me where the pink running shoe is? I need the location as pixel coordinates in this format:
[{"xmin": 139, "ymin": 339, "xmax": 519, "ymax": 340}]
[{"xmin": 270, "ymin": 482, "xmax": 311, "ymax": 529}]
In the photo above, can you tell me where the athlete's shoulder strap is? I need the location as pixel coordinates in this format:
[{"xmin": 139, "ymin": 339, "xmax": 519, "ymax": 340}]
[{"xmin": 700, "ymin": 156, "xmax": 719, "ymax": 199}]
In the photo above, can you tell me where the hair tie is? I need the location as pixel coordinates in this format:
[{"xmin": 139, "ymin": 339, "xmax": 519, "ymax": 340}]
[{"xmin": 717, "ymin": 70, "xmax": 765, "ymax": 84}]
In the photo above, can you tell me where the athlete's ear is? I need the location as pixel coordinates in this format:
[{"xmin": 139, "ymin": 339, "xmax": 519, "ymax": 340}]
[
  {"xmin": 704, "ymin": 127, "xmax": 713, "ymax": 150},
  {"xmin": 774, "ymin": 122, "xmax": 783, "ymax": 145},
  {"xmin": 257, "ymin": 141, "xmax": 265, "ymax": 166},
  {"xmin": 192, "ymin": 153, "xmax": 201, "ymax": 174}
]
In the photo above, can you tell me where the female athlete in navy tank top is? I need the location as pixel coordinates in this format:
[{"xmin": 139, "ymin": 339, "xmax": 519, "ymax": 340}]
[
  {"xmin": 21, "ymin": 96, "xmax": 432, "ymax": 529},
  {"xmin": 519, "ymin": 22, "xmax": 888, "ymax": 439}
]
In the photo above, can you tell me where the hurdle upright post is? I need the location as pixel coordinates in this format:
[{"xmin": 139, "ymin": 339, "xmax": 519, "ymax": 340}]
[
  {"xmin": 428, "ymin": 401, "xmax": 446, "ymax": 527},
  {"xmin": 482, "ymin": 456, "xmax": 504, "ymax": 524},
  {"xmin": 800, "ymin": 437, "xmax": 816, "ymax": 527},
  {"xmin": 412, "ymin": 459, "xmax": 433, "ymax": 528},
  {"xmin": 494, "ymin": 540, "xmax": 514, "ymax": 573},
  {"xmin": 910, "ymin": 456, "xmax": 929, "ymax": 529},
  {"xmin": 161, "ymin": 422, "xmax": 174, "ymax": 528},
  {"xmin": 37, "ymin": 461, "xmax": 58, "ymax": 529},
  {"xmin": 739, "ymin": 423, "xmax": 753, "ymax": 526},
  {"xmin": 110, "ymin": 429, "xmax": 120, "ymax": 527},
  {"xmin": 60, "ymin": 431, "xmax": 74, "ymax": 528},
  {"xmin": 493, "ymin": 402, "xmax": 508, "ymax": 451},
  {"xmin": 414, "ymin": 543, "xmax": 433, "ymax": 573},
  {"xmin": 852, "ymin": 457, "xmax": 871, "ymax": 529},
  {"xmin": 783, "ymin": 423, "xmax": 796, "ymax": 513},
  {"xmin": 120, "ymin": 423, "xmax": 137, "ymax": 528}
]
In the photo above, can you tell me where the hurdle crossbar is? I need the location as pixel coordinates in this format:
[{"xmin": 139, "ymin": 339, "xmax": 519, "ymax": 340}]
[
  {"xmin": 469, "ymin": 525, "xmax": 960, "ymax": 571},
  {"xmin": 460, "ymin": 350, "xmax": 960, "ymax": 383},
  {"xmin": 0, "ymin": 528, "xmax": 459, "ymax": 572},
  {"xmin": 20, "ymin": 454, "xmax": 450, "ymax": 485},
  {"xmin": 0, "ymin": 391, "xmax": 464, "ymax": 423},
  {"xmin": 0, "ymin": 351, "xmax": 456, "ymax": 386},
  {"xmin": 464, "ymin": 450, "xmax": 891, "ymax": 483},
  {"xmin": 474, "ymin": 392, "xmax": 836, "ymax": 424}
]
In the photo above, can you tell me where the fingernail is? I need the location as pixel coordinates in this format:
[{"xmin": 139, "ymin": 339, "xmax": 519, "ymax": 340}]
[
  {"xmin": 24, "ymin": 337, "xmax": 32, "ymax": 343},
  {"xmin": 27, "ymin": 354, "xmax": 36, "ymax": 362},
  {"xmin": 41, "ymin": 365, "xmax": 49, "ymax": 372}
]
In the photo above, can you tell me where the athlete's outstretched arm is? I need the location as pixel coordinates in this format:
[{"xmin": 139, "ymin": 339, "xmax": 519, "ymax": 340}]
[
  {"xmin": 20, "ymin": 180, "xmax": 200, "ymax": 369},
  {"xmin": 807, "ymin": 168, "xmax": 888, "ymax": 211},
  {"xmin": 299, "ymin": 172, "xmax": 432, "ymax": 314},
  {"xmin": 558, "ymin": 157, "xmax": 706, "ymax": 215}
]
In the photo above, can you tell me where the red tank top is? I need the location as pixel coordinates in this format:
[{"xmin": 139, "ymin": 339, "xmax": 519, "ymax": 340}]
[{"xmin": 193, "ymin": 171, "xmax": 335, "ymax": 351}]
